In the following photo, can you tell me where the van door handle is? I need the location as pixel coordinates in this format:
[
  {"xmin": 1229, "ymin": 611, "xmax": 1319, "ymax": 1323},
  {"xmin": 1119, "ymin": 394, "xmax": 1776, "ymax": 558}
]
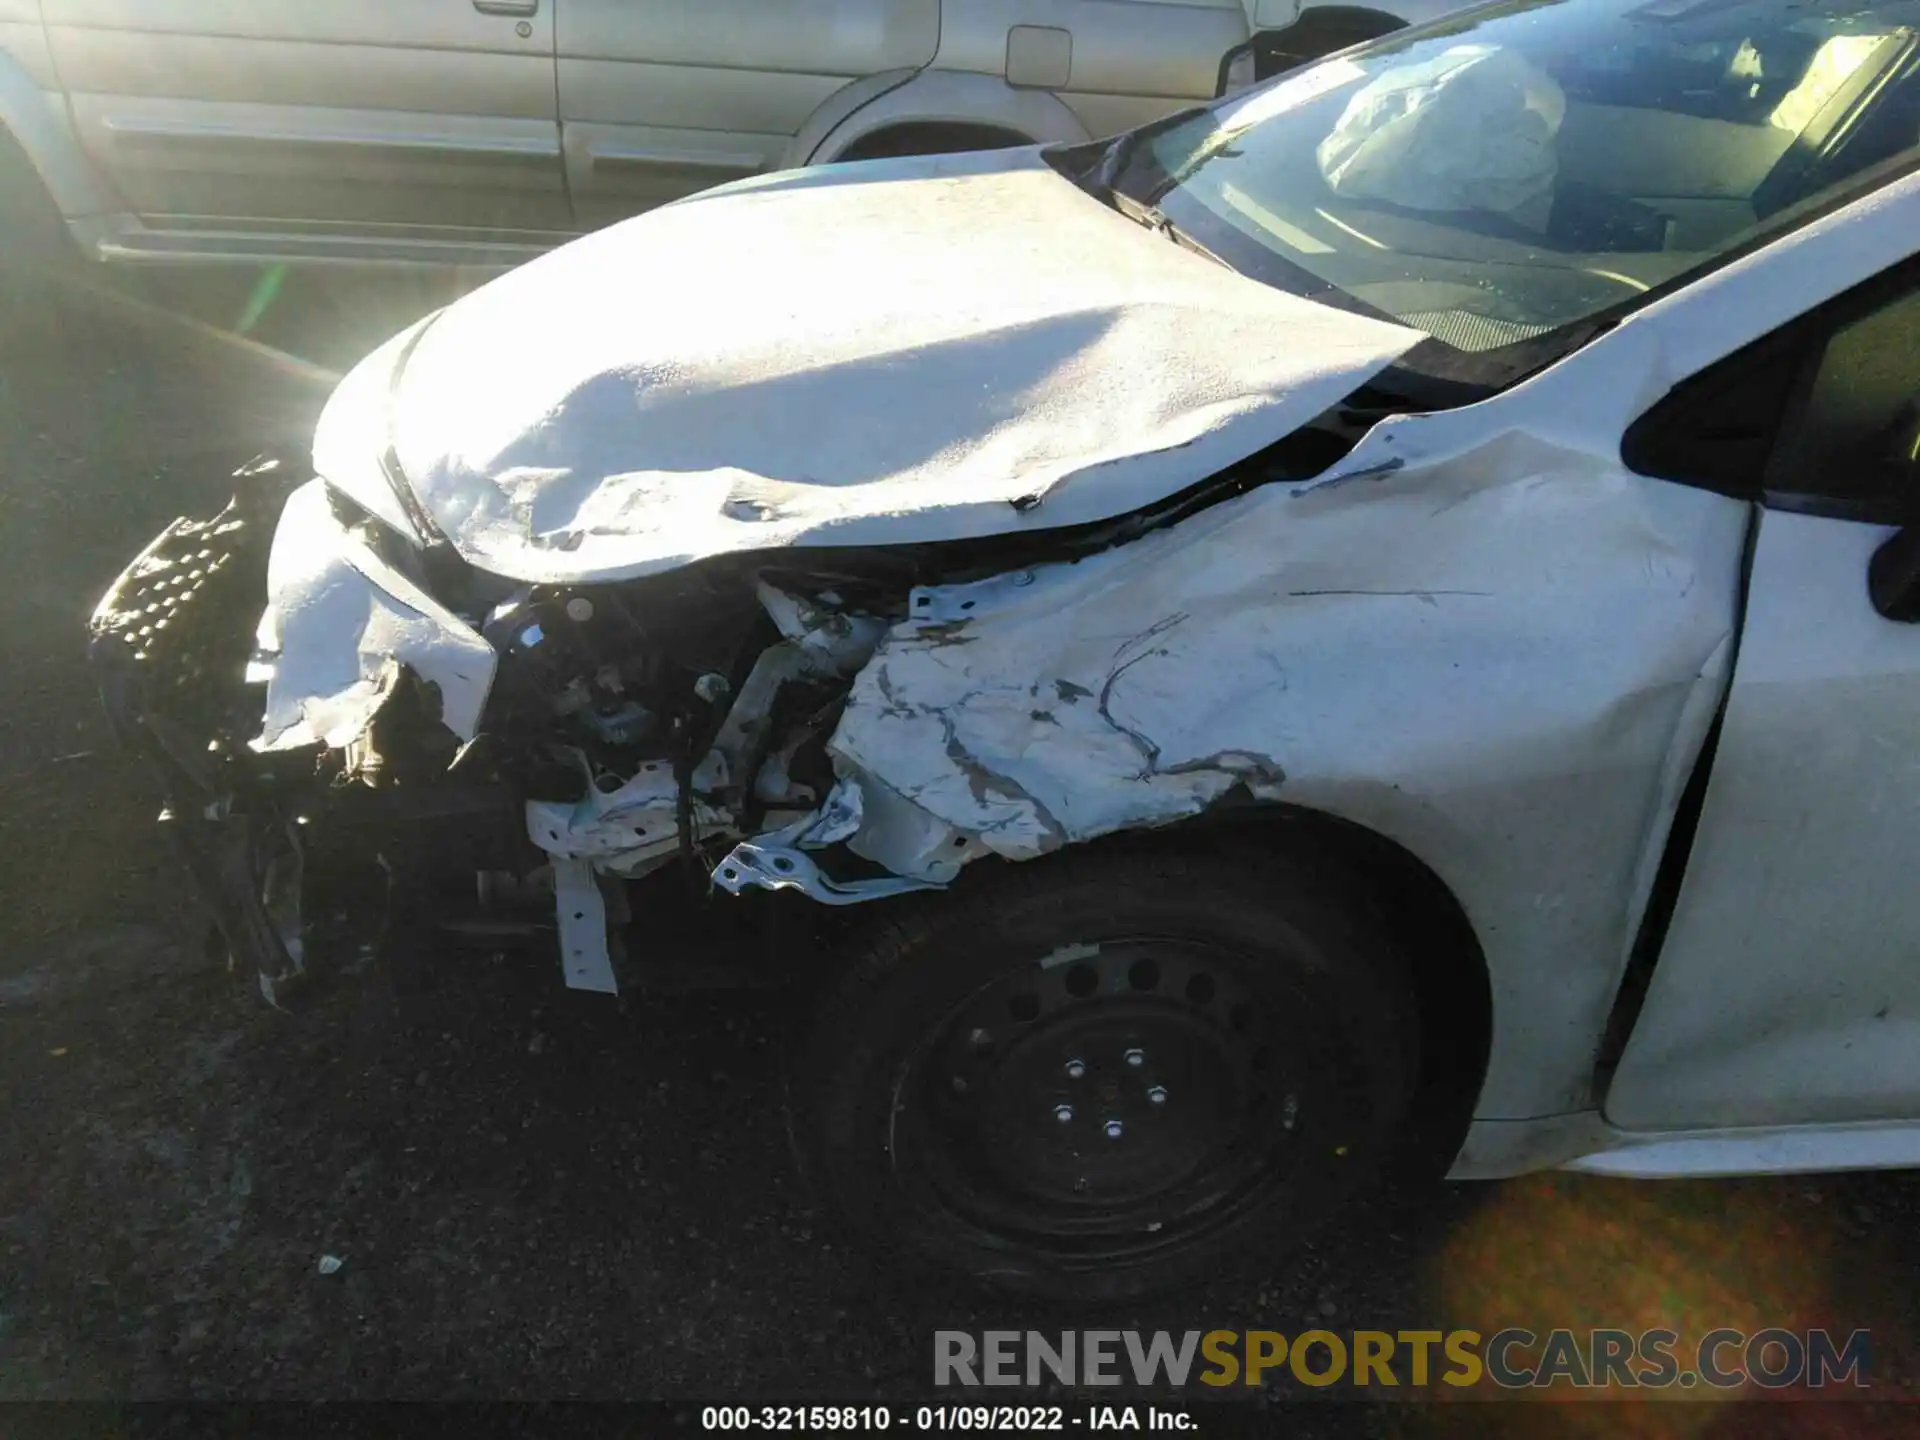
[{"xmin": 473, "ymin": 0, "xmax": 538, "ymax": 15}]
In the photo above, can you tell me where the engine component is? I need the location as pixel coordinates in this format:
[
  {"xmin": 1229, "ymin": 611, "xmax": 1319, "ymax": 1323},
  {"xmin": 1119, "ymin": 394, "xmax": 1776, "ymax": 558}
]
[{"xmin": 712, "ymin": 841, "xmax": 943, "ymax": 906}]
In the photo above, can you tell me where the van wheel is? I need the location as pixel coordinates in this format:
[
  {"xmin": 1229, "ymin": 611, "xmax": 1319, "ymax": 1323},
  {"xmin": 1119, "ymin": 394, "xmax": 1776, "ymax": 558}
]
[
  {"xmin": 0, "ymin": 130, "xmax": 77, "ymax": 349},
  {"xmin": 832, "ymin": 123, "xmax": 1030, "ymax": 162},
  {"xmin": 792, "ymin": 842, "xmax": 1421, "ymax": 1303}
]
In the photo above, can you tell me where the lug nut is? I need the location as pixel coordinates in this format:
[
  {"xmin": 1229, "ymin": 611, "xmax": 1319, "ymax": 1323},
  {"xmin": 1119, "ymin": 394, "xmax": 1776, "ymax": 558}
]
[
  {"xmin": 1148, "ymin": 1085, "xmax": 1168, "ymax": 1105},
  {"xmin": 1065, "ymin": 1059, "xmax": 1086, "ymax": 1079},
  {"xmin": 1054, "ymin": 1104, "xmax": 1075, "ymax": 1124},
  {"xmin": 1124, "ymin": 1048, "xmax": 1145, "ymax": 1068},
  {"xmin": 1104, "ymin": 1119, "xmax": 1125, "ymax": 1139}
]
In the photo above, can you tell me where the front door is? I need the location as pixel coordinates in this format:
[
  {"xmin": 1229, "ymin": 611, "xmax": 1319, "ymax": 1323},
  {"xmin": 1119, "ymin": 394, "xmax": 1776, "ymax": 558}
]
[
  {"xmin": 44, "ymin": 0, "xmax": 567, "ymax": 250},
  {"xmin": 1606, "ymin": 272, "xmax": 1920, "ymax": 1131}
]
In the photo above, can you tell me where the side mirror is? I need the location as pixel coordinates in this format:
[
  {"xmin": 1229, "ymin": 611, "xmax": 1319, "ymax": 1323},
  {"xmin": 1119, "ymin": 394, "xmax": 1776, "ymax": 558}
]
[{"xmin": 1868, "ymin": 523, "xmax": 1920, "ymax": 622}]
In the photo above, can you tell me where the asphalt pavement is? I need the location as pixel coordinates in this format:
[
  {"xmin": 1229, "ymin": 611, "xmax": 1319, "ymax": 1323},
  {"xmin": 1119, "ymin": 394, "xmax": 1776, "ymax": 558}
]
[{"xmin": 1, "ymin": 266, "xmax": 1917, "ymax": 1436}]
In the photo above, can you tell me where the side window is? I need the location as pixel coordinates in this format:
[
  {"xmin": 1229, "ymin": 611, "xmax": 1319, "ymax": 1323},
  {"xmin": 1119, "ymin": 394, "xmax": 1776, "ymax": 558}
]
[
  {"xmin": 1766, "ymin": 287, "xmax": 1920, "ymax": 512},
  {"xmin": 1624, "ymin": 260, "xmax": 1920, "ymax": 523},
  {"xmin": 1619, "ymin": 320, "xmax": 1806, "ymax": 504}
]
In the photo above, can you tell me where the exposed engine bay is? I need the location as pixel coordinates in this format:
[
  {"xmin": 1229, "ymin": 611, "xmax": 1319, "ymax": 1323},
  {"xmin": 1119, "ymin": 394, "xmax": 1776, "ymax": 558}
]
[
  {"xmin": 82, "ymin": 141, "xmax": 1455, "ymax": 1006},
  {"xmin": 87, "ymin": 401, "xmax": 1385, "ymax": 1005}
]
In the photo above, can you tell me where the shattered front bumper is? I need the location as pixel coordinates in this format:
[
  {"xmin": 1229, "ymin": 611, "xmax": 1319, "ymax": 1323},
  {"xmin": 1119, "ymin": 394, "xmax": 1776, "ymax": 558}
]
[{"xmin": 87, "ymin": 457, "xmax": 319, "ymax": 1005}]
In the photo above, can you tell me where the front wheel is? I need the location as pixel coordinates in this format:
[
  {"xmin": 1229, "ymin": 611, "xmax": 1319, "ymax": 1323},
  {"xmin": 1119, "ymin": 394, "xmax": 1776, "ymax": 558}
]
[{"xmin": 792, "ymin": 841, "xmax": 1421, "ymax": 1303}]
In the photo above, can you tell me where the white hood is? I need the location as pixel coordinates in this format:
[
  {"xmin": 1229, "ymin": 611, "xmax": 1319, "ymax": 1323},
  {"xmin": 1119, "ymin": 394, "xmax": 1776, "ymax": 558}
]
[{"xmin": 313, "ymin": 147, "xmax": 1424, "ymax": 585}]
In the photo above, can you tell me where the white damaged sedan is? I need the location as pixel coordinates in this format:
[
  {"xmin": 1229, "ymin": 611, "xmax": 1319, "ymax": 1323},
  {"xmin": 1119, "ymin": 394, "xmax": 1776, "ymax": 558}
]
[{"xmin": 93, "ymin": 0, "xmax": 1920, "ymax": 1300}]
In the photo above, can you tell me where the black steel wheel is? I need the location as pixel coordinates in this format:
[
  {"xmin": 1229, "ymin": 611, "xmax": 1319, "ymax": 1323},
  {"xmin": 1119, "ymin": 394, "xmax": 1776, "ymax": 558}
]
[{"xmin": 793, "ymin": 839, "xmax": 1421, "ymax": 1303}]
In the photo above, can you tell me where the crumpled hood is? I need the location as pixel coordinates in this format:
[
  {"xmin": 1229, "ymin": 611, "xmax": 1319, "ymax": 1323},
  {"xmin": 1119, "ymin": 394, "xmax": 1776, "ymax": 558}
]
[{"xmin": 315, "ymin": 147, "xmax": 1424, "ymax": 585}]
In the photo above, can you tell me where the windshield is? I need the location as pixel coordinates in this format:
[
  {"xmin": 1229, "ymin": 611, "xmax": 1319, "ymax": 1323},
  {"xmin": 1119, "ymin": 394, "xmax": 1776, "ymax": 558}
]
[{"xmin": 1111, "ymin": 0, "xmax": 1920, "ymax": 382}]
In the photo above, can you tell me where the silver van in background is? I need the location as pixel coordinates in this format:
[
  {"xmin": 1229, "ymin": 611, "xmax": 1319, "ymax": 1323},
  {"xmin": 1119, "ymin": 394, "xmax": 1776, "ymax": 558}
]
[{"xmin": 0, "ymin": 0, "xmax": 1456, "ymax": 274}]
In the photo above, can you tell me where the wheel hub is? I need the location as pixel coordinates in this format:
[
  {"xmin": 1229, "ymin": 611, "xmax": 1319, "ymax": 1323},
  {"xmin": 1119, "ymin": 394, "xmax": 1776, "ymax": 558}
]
[
  {"xmin": 981, "ymin": 1002, "xmax": 1240, "ymax": 1205},
  {"xmin": 908, "ymin": 941, "xmax": 1302, "ymax": 1246}
]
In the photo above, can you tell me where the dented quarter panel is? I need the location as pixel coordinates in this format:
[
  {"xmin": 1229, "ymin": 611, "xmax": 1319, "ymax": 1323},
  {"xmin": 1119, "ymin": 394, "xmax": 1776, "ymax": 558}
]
[{"xmin": 253, "ymin": 480, "xmax": 498, "ymax": 752}]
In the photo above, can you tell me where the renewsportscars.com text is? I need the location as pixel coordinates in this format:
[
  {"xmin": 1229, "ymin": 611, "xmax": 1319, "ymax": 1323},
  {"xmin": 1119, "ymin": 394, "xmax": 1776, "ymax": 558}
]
[{"xmin": 934, "ymin": 1328, "xmax": 1872, "ymax": 1391}]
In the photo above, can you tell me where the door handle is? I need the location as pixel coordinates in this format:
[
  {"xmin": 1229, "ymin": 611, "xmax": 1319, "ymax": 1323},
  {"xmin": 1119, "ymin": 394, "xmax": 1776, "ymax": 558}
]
[{"xmin": 473, "ymin": 0, "xmax": 538, "ymax": 15}]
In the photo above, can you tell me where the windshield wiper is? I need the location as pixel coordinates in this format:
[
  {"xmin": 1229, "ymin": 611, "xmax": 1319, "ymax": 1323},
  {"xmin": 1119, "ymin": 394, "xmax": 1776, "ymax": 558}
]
[{"xmin": 1107, "ymin": 188, "xmax": 1232, "ymax": 271}]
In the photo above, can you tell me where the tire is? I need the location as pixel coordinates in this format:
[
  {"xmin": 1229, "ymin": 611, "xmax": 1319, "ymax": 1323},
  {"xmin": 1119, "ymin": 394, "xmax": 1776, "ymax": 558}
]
[
  {"xmin": 0, "ymin": 129, "xmax": 77, "ymax": 350},
  {"xmin": 833, "ymin": 123, "xmax": 1030, "ymax": 163},
  {"xmin": 792, "ymin": 840, "xmax": 1422, "ymax": 1304}
]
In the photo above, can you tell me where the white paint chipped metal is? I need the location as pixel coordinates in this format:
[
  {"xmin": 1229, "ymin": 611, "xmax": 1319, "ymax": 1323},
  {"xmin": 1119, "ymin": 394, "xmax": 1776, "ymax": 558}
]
[{"xmin": 251, "ymin": 479, "xmax": 496, "ymax": 752}]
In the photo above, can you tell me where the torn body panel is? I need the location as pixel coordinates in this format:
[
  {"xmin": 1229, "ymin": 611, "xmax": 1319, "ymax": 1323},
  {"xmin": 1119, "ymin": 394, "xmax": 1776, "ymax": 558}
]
[
  {"xmin": 252, "ymin": 480, "xmax": 497, "ymax": 753},
  {"xmin": 527, "ymin": 761, "xmax": 729, "ymax": 878},
  {"xmin": 822, "ymin": 336, "xmax": 1751, "ymax": 1120}
]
